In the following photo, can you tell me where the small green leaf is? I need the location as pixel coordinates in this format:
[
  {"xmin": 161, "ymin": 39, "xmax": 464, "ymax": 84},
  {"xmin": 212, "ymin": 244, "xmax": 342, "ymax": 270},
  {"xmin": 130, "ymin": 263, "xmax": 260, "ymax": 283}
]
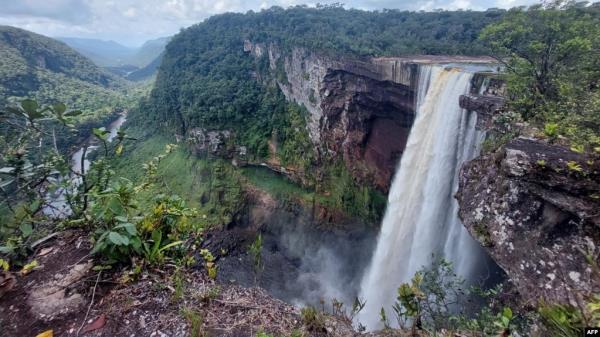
[
  {"xmin": 19, "ymin": 223, "xmax": 33, "ymax": 237},
  {"xmin": 158, "ymin": 240, "xmax": 184, "ymax": 253},
  {"xmin": 64, "ymin": 110, "xmax": 82, "ymax": 117},
  {"xmin": 20, "ymin": 260, "xmax": 38, "ymax": 275},
  {"xmin": 0, "ymin": 258, "xmax": 9, "ymax": 271},
  {"xmin": 107, "ymin": 197, "xmax": 125, "ymax": 216},
  {"xmin": 29, "ymin": 199, "xmax": 41, "ymax": 213},
  {"xmin": 92, "ymin": 128, "xmax": 110, "ymax": 141},
  {"xmin": 114, "ymin": 222, "xmax": 137, "ymax": 235},
  {"xmin": 20, "ymin": 99, "xmax": 38, "ymax": 114},
  {"xmin": 115, "ymin": 143, "xmax": 123, "ymax": 156},
  {"xmin": 114, "ymin": 215, "xmax": 128, "ymax": 223},
  {"xmin": 108, "ymin": 231, "xmax": 127, "ymax": 246},
  {"xmin": 151, "ymin": 230, "xmax": 162, "ymax": 244},
  {"xmin": 90, "ymin": 241, "xmax": 106, "ymax": 255},
  {"xmin": 130, "ymin": 237, "xmax": 142, "ymax": 251},
  {"xmin": 52, "ymin": 103, "xmax": 66, "ymax": 116},
  {"xmin": 0, "ymin": 246, "xmax": 15, "ymax": 254}
]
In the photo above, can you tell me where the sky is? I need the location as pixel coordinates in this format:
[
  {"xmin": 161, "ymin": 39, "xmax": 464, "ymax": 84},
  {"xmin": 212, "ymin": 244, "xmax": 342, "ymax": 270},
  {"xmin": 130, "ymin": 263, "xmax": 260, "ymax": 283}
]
[{"xmin": 0, "ymin": 0, "xmax": 540, "ymax": 46}]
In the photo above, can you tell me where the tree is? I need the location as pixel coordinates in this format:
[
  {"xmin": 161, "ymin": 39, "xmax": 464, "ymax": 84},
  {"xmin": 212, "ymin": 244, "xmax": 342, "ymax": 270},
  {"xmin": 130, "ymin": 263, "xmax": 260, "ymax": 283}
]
[{"xmin": 479, "ymin": 5, "xmax": 600, "ymax": 119}]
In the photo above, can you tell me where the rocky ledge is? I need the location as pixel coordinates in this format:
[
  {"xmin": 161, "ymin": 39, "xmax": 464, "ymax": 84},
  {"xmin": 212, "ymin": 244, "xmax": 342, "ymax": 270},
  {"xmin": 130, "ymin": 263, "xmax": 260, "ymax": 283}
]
[
  {"xmin": 459, "ymin": 94, "xmax": 505, "ymax": 129},
  {"xmin": 457, "ymin": 137, "xmax": 600, "ymax": 308}
]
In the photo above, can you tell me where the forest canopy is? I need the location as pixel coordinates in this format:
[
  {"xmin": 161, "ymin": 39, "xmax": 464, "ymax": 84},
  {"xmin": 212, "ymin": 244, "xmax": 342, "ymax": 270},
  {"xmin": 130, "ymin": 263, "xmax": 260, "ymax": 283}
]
[{"xmin": 137, "ymin": 6, "xmax": 507, "ymax": 142}]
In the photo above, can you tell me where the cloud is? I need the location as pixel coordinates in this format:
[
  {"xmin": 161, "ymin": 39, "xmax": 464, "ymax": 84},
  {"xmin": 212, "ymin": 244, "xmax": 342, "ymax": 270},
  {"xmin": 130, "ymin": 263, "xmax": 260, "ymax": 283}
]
[
  {"xmin": 0, "ymin": 0, "xmax": 540, "ymax": 45},
  {"xmin": 0, "ymin": 0, "xmax": 93, "ymax": 24},
  {"xmin": 123, "ymin": 7, "xmax": 137, "ymax": 18}
]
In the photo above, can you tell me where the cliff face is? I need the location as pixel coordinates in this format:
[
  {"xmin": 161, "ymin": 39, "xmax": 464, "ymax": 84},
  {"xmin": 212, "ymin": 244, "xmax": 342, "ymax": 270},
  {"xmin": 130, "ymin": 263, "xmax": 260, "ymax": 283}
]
[
  {"xmin": 246, "ymin": 42, "xmax": 498, "ymax": 191},
  {"xmin": 457, "ymin": 137, "xmax": 600, "ymax": 307},
  {"xmin": 245, "ymin": 41, "xmax": 422, "ymax": 191}
]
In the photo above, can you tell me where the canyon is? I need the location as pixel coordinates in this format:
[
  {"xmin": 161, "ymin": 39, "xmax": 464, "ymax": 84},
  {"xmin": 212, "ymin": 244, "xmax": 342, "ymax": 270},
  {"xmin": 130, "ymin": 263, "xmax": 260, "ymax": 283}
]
[{"xmin": 235, "ymin": 41, "xmax": 599, "ymax": 321}]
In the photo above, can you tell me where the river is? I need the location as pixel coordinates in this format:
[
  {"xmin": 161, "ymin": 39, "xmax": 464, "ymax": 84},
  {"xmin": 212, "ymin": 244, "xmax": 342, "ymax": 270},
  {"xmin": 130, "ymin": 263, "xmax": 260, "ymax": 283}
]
[{"xmin": 43, "ymin": 114, "xmax": 127, "ymax": 218}]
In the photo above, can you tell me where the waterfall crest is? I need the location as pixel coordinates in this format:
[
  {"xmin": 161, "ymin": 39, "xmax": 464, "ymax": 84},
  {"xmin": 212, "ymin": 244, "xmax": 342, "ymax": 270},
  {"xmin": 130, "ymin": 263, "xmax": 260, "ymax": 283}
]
[{"xmin": 357, "ymin": 65, "xmax": 486, "ymax": 329}]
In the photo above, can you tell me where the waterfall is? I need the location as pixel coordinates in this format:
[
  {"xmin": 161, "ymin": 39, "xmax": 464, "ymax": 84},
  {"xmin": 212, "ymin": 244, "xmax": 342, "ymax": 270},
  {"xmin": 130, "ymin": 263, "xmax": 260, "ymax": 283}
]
[{"xmin": 357, "ymin": 65, "xmax": 487, "ymax": 329}]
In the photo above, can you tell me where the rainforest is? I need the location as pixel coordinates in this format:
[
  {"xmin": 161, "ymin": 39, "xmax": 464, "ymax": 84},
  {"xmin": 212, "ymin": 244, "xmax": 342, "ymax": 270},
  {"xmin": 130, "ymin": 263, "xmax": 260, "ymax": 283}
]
[{"xmin": 0, "ymin": 2, "xmax": 599, "ymax": 337}]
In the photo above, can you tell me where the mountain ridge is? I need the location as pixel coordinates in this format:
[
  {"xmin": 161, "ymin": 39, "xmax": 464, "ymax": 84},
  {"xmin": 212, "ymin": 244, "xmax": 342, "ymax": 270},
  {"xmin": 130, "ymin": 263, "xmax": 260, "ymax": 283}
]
[
  {"xmin": 58, "ymin": 35, "xmax": 170, "ymax": 68},
  {"xmin": 0, "ymin": 25, "xmax": 126, "ymax": 112}
]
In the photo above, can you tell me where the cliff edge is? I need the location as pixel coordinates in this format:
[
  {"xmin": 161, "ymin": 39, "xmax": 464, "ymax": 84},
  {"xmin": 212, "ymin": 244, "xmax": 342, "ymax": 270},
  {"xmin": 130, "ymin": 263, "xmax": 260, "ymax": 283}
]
[{"xmin": 457, "ymin": 137, "xmax": 600, "ymax": 307}]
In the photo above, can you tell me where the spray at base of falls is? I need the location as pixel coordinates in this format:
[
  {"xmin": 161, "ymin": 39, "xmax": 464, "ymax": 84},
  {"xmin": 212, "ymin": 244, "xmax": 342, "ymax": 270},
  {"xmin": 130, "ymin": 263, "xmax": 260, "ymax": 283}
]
[{"xmin": 356, "ymin": 65, "xmax": 489, "ymax": 329}]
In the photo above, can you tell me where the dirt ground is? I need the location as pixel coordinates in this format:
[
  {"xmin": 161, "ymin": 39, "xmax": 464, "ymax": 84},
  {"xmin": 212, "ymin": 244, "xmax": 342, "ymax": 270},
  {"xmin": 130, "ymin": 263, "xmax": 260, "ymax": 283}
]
[
  {"xmin": 0, "ymin": 230, "xmax": 369, "ymax": 337},
  {"xmin": 0, "ymin": 230, "xmax": 301, "ymax": 337}
]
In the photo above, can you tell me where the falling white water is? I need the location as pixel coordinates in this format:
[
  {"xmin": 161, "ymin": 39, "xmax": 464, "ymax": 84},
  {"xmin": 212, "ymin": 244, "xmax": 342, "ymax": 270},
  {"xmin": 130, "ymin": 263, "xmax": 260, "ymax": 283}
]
[{"xmin": 357, "ymin": 65, "xmax": 487, "ymax": 329}]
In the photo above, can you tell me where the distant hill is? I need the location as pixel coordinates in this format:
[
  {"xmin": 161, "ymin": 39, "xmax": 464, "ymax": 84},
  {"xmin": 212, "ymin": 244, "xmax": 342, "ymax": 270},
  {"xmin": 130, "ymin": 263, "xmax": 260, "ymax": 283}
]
[
  {"xmin": 0, "ymin": 26, "xmax": 126, "ymax": 112},
  {"xmin": 129, "ymin": 37, "xmax": 170, "ymax": 68},
  {"xmin": 126, "ymin": 52, "xmax": 163, "ymax": 81},
  {"xmin": 58, "ymin": 36, "xmax": 170, "ymax": 70},
  {"xmin": 57, "ymin": 37, "xmax": 134, "ymax": 67}
]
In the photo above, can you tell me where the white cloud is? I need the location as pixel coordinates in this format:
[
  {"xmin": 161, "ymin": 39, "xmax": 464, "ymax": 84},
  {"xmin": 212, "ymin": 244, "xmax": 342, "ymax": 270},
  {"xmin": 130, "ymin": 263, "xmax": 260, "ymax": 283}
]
[
  {"xmin": 0, "ymin": 0, "xmax": 541, "ymax": 45},
  {"xmin": 123, "ymin": 7, "xmax": 137, "ymax": 18}
]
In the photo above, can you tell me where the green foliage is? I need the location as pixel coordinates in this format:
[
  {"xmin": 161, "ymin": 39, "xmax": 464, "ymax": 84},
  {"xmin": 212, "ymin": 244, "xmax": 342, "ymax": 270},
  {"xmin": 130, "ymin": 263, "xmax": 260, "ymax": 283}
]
[
  {"xmin": 566, "ymin": 161, "xmax": 583, "ymax": 173},
  {"xmin": 0, "ymin": 258, "xmax": 8, "ymax": 271},
  {"xmin": 275, "ymin": 58, "xmax": 289, "ymax": 85},
  {"xmin": 248, "ymin": 233, "xmax": 263, "ymax": 279},
  {"xmin": 134, "ymin": 6, "xmax": 504, "ymax": 167},
  {"xmin": 480, "ymin": 4, "xmax": 600, "ymax": 150},
  {"xmin": 86, "ymin": 147, "xmax": 196, "ymax": 266},
  {"xmin": 319, "ymin": 161, "xmax": 387, "ymax": 222},
  {"xmin": 241, "ymin": 166, "xmax": 313, "ymax": 202},
  {"xmin": 0, "ymin": 99, "xmax": 78, "ymax": 262},
  {"xmin": 493, "ymin": 307, "xmax": 513, "ymax": 336},
  {"xmin": 393, "ymin": 259, "xmax": 518, "ymax": 336},
  {"xmin": 181, "ymin": 307, "xmax": 205, "ymax": 337},
  {"xmin": 481, "ymin": 130, "xmax": 519, "ymax": 153},
  {"xmin": 539, "ymin": 294, "xmax": 600, "ymax": 337},
  {"xmin": 394, "ymin": 259, "xmax": 466, "ymax": 331},
  {"xmin": 277, "ymin": 104, "xmax": 315, "ymax": 171},
  {"xmin": 539, "ymin": 302, "xmax": 584, "ymax": 337},
  {"xmin": 243, "ymin": 6, "xmax": 501, "ymax": 57},
  {"xmin": 91, "ymin": 217, "xmax": 141, "ymax": 263},
  {"xmin": 130, "ymin": 7, "xmax": 491, "ymax": 224},
  {"xmin": 110, "ymin": 134, "xmax": 244, "ymax": 228},
  {"xmin": 0, "ymin": 26, "xmax": 130, "ymax": 116},
  {"xmin": 141, "ymin": 230, "xmax": 184, "ymax": 265},
  {"xmin": 256, "ymin": 331, "xmax": 275, "ymax": 337},
  {"xmin": 379, "ymin": 307, "xmax": 390, "ymax": 329},
  {"xmin": 200, "ymin": 248, "xmax": 217, "ymax": 279},
  {"xmin": 300, "ymin": 306, "xmax": 326, "ymax": 334},
  {"xmin": 0, "ymin": 99, "xmax": 201, "ymax": 269},
  {"xmin": 543, "ymin": 122, "xmax": 560, "ymax": 140}
]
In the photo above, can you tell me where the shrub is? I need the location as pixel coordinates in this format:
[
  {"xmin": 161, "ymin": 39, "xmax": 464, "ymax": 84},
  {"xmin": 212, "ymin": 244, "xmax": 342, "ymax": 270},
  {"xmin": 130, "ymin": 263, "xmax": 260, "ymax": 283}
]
[{"xmin": 300, "ymin": 306, "xmax": 326, "ymax": 334}]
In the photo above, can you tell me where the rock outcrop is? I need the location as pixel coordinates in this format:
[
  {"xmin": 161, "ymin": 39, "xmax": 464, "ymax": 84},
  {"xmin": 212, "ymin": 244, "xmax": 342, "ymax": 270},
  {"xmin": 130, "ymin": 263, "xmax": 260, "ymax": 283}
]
[
  {"xmin": 459, "ymin": 94, "xmax": 505, "ymax": 128},
  {"xmin": 187, "ymin": 127, "xmax": 247, "ymax": 158},
  {"xmin": 457, "ymin": 137, "xmax": 600, "ymax": 307},
  {"xmin": 319, "ymin": 70, "xmax": 414, "ymax": 190},
  {"xmin": 244, "ymin": 42, "xmax": 418, "ymax": 191}
]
